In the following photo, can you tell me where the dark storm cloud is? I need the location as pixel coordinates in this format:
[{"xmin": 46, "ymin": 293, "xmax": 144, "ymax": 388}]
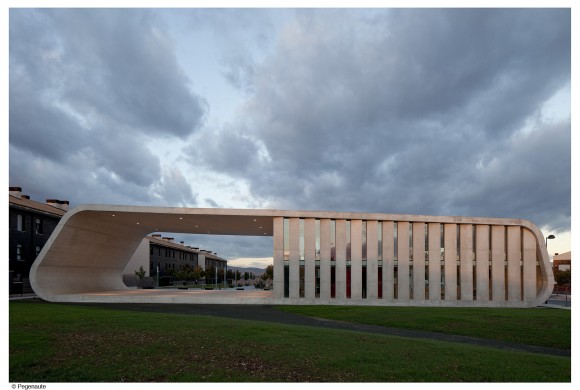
[
  {"xmin": 454, "ymin": 119, "xmax": 571, "ymax": 232},
  {"xmin": 9, "ymin": 9, "xmax": 205, "ymax": 205},
  {"xmin": 11, "ymin": 9, "xmax": 206, "ymax": 139},
  {"xmin": 194, "ymin": 9, "xmax": 570, "ymax": 230}
]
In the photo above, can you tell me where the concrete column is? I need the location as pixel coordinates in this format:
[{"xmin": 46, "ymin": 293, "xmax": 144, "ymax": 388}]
[
  {"xmin": 335, "ymin": 219, "xmax": 347, "ymax": 299},
  {"xmin": 350, "ymin": 220, "xmax": 362, "ymax": 299},
  {"xmin": 382, "ymin": 221, "xmax": 394, "ymax": 301},
  {"xmin": 123, "ymin": 238, "xmax": 150, "ymax": 279},
  {"xmin": 460, "ymin": 224, "xmax": 473, "ymax": 301},
  {"xmin": 366, "ymin": 220, "xmax": 378, "ymax": 300},
  {"xmin": 428, "ymin": 223, "xmax": 441, "ymax": 301},
  {"xmin": 491, "ymin": 226, "xmax": 506, "ymax": 301},
  {"xmin": 412, "ymin": 223, "xmax": 425, "ymax": 301},
  {"xmin": 397, "ymin": 222, "xmax": 410, "ymax": 302},
  {"xmin": 444, "ymin": 224, "xmax": 457, "ymax": 301},
  {"xmin": 304, "ymin": 218, "xmax": 316, "ymax": 300},
  {"xmin": 475, "ymin": 225, "xmax": 490, "ymax": 302},
  {"xmin": 522, "ymin": 228, "xmax": 537, "ymax": 302},
  {"xmin": 273, "ymin": 217, "xmax": 284, "ymax": 299},
  {"xmin": 319, "ymin": 219, "xmax": 331, "ymax": 299},
  {"xmin": 199, "ymin": 254, "xmax": 206, "ymax": 271},
  {"xmin": 507, "ymin": 226, "xmax": 522, "ymax": 301},
  {"xmin": 289, "ymin": 218, "xmax": 300, "ymax": 299}
]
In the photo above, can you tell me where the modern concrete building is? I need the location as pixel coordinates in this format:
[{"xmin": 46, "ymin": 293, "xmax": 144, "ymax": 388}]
[
  {"xmin": 30, "ymin": 205, "xmax": 554, "ymax": 307},
  {"xmin": 9, "ymin": 187, "xmax": 68, "ymax": 294}
]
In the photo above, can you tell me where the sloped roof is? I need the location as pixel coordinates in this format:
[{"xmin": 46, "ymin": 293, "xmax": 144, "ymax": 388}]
[
  {"xmin": 147, "ymin": 235, "xmax": 226, "ymax": 262},
  {"xmin": 553, "ymin": 251, "xmax": 571, "ymax": 261},
  {"xmin": 9, "ymin": 195, "xmax": 67, "ymax": 217}
]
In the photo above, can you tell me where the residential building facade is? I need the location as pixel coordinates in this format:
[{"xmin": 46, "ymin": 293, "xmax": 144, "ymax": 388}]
[
  {"xmin": 553, "ymin": 251, "xmax": 571, "ymax": 271},
  {"xmin": 123, "ymin": 234, "xmax": 227, "ymax": 287},
  {"xmin": 9, "ymin": 187, "xmax": 68, "ymax": 294}
]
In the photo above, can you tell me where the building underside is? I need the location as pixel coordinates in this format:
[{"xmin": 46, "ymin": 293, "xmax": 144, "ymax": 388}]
[{"xmin": 30, "ymin": 205, "xmax": 554, "ymax": 307}]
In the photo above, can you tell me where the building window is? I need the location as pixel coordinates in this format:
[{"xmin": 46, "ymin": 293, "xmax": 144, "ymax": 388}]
[
  {"xmin": 35, "ymin": 218, "xmax": 43, "ymax": 234},
  {"xmin": 17, "ymin": 214, "xmax": 24, "ymax": 231},
  {"xmin": 35, "ymin": 246, "xmax": 41, "ymax": 257},
  {"xmin": 16, "ymin": 244, "xmax": 23, "ymax": 261}
]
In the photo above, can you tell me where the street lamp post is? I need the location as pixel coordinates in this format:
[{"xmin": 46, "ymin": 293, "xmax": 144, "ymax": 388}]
[
  {"xmin": 546, "ymin": 234, "xmax": 555, "ymax": 253},
  {"xmin": 545, "ymin": 234, "xmax": 556, "ymax": 305}
]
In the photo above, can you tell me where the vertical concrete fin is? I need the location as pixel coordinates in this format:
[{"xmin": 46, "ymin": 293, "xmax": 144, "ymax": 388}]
[
  {"xmin": 412, "ymin": 223, "xmax": 426, "ymax": 301},
  {"xmin": 444, "ymin": 224, "xmax": 457, "ymax": 301}
]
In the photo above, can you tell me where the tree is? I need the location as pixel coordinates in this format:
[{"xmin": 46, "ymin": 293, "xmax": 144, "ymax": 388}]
[
  {"xmin": 554, "ymin": 269, "xmax": 571, "ymax": 286},
  {"xmin": 192, "ymin": 265, "xmax": 204, "ymax": 282},
  {"xmin": 205, "ymin": 265, "xmax": 215, "ymax": 284},
  {"xmin": 175, "ymin": 264, "xmax": 195, "ymax": 282},
  {"xmin": 264, "ymin": 265, "xmax": 273, "ymax": 280},
  {"xmin": 244, "ymin": 271, "xmax": 250, "ymax": 281},
  {"xmin": 134, "ymin": 266, "xmax": 146, "ymax": 288}
]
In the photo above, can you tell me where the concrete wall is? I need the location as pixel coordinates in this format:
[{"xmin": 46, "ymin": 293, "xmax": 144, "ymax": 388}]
[{"xmin": 122, "ymin": 238, "xmax": 150, "ymax": 286}]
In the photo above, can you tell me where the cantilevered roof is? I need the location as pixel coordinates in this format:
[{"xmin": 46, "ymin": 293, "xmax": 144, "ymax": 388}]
[{"xmin": 60, "ymin": 204, "xmax": 537, "ymax": 238}]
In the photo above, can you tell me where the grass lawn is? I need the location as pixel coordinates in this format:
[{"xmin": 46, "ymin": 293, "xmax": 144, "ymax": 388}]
[
  {"xmin": 10, "ymin": 300, "xmax": 570, "ymax": 382},
  {"xmin": 277, "ymin": 305, "xmax": 571, "ymax": 349}
]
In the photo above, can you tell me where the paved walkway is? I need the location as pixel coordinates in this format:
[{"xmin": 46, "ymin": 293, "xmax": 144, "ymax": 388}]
[{"xmin": 63, "ymin": 301, "xmax": 570, "ymax": 358}]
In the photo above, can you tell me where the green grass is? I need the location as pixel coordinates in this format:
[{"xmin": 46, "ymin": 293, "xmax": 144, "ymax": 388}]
[
  {"xmin": 277, "ymin": 305, "xmax": 571, "ymax": 349},
  {"xmin": 10, "ymin": 301, "xmax": 570, "ymax": 382}
]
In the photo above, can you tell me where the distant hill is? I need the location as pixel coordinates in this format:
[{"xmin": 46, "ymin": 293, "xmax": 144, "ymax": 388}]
[{"xmin": 227, "ymin": 266, "xmax": 266, "ymax": 276}]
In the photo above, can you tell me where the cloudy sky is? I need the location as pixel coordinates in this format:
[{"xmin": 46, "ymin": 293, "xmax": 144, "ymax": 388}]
[{"xmin": 7, "ymin": 6, "xmax": 572, "ymax": 267}]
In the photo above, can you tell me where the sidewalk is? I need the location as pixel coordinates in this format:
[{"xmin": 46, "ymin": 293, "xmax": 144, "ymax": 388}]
[
  {"xmin": 541, "ymin": 293, "xmax": 571, "ymax": 309},
  {"xmin": 11, "ymin": 291, "xmax": 571, "ymax": 308},
  {"xmin": 9, "ymin": 293, "xmax": 38, "ymax": 300}
]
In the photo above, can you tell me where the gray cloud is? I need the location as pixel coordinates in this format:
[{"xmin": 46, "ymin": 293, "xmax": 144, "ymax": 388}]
[
  {"xmin": 161, "ymin": 233, "xmax": 273, "ymax": 260},
  {"xmin": 454, "ymin": 119, "xmax": 571, "ymax": 231},
  {"xmin": 193, "ymin": 9, "xmax": 570, "ymax": 231},
  {"xmin": 152, "ymin": 168, "xmax": 198, "ymax": 207},
  {"xmin": 9, "ymin": 8, "xmax": 205, "ymax": 206},
  {"xmin": 9, "ymin": 8, "xmax": 571, "ymax": 261},
  {"xmin": 189, "ymin": 123, "xmax": 262, "ymax": 176},
  {"xmin": 182, "ymin": 8, "xmax": 280, "ymax": 93}
]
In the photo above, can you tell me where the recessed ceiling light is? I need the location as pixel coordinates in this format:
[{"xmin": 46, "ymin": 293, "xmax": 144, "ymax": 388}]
[
  {"xmin": 179, "ymin": 217, "xmax": 183, "ymax": 220},
  {"xmin": 136, "ymin": 222, "xmax": 140, "ymax": 225},
  {"xmin": 112, "ymin": 214, "xmax": 115, "ymax": 217}
]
